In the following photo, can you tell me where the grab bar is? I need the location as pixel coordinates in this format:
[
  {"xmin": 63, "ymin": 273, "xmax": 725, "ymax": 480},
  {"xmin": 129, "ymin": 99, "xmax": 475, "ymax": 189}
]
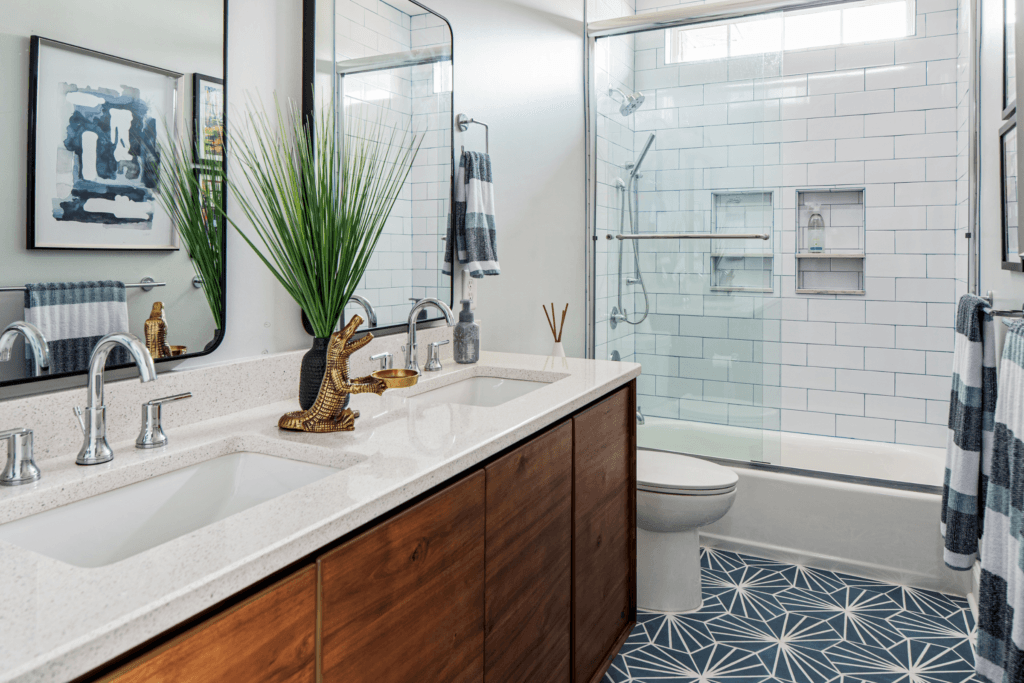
[{"xmin": 607, "ymin": 233, "xmax": 770, "ymax": 240}]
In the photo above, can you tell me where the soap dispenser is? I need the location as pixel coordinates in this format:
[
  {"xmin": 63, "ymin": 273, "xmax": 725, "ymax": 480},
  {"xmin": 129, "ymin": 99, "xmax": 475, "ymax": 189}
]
[
  {"xmin": 454, "ymin": 299, "xmax": 480, "ymax": 364},
  {"xmin": 807, "ymin": 202, "xmax": 825, "ymax": 253}
]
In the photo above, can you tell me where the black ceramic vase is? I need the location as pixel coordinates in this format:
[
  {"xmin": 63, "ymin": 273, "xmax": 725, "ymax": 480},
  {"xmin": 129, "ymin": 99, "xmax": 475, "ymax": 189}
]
[{"xmin": 299, "ymin": 337, "xmax": 330, "ymax": 410}]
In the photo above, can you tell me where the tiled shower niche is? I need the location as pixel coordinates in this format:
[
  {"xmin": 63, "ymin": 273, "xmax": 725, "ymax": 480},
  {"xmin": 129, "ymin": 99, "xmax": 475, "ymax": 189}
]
[
  {"xmin": 795, "ymin": 189, "xmax": 865, "ymax": 295},
  {"xmin": 710, "ymin": 191, "xmax": 774, "ymax": 293}
]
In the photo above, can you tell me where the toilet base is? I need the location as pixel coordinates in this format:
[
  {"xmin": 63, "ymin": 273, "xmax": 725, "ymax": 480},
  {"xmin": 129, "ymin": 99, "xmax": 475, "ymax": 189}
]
[{"xmin": 637, "ymin": 527, "xmax": 703, "ymax": 613}]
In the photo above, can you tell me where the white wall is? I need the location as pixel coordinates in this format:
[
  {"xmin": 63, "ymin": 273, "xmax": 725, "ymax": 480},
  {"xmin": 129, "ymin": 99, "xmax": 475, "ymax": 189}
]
[
  {"xmin": 980, "ymin": 0, "xmax": 1024, "ymax": 353},
  {"xmin": 421, "ymin": 0, "xmax": 588, "ymax": 357},
  {"xmin": 182, "ymin": 0, "xmax": 310, "ymax": 370}
]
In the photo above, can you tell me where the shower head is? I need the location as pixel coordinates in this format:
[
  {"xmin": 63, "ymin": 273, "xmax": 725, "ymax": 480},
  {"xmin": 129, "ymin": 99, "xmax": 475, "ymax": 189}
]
[
  {"xmin": 608, "ymin": 87, "xmax": 646, "ymax": 116},
  {"xmin": 630, "ymin": 133, "xmax": 656, "ymax": 178}
]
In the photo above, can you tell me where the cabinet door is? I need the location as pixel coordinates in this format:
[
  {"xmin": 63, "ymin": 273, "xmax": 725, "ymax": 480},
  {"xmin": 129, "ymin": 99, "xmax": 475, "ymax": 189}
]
[
  {"xmin": 485, "ymin": 421, "xmax": 573, "ymax": 683},
  {"xmin": 572, "ymin": 384, "xmax": 636, "ymax": 683},
  {"xmin": 319, "ymin": 470, "xmax": 486, "ymax": 683},
  {"xmin": 100, "ymin": 566, "xmax": 316, "ymax": 683}
]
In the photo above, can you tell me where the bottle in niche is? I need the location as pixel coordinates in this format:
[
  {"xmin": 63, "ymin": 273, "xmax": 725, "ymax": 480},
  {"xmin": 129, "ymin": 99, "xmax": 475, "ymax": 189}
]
[
  {"xmin": 453, "ymin": 299, "xmax": 480, "ymax": 364},
  {"xmin": 807, "ymin": 202, "xmax": 825, "ymax": 253}
]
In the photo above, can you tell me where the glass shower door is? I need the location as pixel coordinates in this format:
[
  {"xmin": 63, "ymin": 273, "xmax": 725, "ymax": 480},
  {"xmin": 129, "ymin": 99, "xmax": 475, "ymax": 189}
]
[{"xmin": 594, "ymin": 14, "xmax": 783, "ymax": 465}]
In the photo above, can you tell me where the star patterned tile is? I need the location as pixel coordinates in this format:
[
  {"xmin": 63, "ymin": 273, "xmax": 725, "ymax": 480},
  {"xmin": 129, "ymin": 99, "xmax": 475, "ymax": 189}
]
[{"xmin": 605, "ymin": 548, "xmax": 977, "ymax": 683}]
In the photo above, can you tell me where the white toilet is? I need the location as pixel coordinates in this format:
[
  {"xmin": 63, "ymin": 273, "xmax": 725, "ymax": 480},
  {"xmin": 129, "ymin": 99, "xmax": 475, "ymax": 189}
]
[{"xmin": 637, "ymin": 449, "xmax": 739, "ymax": 613}]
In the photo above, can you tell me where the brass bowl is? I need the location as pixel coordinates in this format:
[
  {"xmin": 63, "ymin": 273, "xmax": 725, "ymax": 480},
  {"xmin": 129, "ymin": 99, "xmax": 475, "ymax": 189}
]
[
  {"xmin": 372, "ymin": 368, "xmax": 419, "ymax": 389},
  {"xmin": 169, "ymin": 345, "xmax": 188, "ymax": 357}
]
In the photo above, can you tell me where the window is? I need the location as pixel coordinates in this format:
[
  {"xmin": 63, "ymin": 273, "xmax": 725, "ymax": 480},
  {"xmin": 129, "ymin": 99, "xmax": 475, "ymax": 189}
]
[
  {"xmin": 433, "ymin": 61, "xmax": 452, "ymax": 94},
  {"xmin": 665, "ymin": 0, "xmax": 915, "ymax": 64}
]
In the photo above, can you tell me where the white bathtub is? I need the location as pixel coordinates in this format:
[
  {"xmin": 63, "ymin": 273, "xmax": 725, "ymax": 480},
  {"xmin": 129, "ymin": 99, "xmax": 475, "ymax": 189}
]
[
  {"xmin": 639, "ymin": 416, "xmax": 946, "ymax": 487},
  {"xmin": 638, "ymin": 418, "xmax": 969, "ymax": 595}
]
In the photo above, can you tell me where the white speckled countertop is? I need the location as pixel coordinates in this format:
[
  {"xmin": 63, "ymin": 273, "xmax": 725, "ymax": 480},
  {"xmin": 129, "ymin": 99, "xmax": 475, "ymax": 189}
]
[{"xmin": 0, "ymin": 351, "xmax": 639, "ymax": 683}]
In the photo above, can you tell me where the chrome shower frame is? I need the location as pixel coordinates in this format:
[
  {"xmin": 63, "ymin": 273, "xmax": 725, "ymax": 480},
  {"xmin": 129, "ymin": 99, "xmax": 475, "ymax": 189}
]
[{"xmin": 582, "ymin": 0, "xmax": 982, "ymax": 358}]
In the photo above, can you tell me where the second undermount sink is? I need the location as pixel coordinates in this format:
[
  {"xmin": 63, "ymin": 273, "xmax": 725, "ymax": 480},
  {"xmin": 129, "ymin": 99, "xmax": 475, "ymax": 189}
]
[
  {"xmin": 0, "ymin": 452, "xmax": 340, "ymax": 568},
  {"xmin": 410, "ymin": 376, "xmax": 551, "ymax": 408}
]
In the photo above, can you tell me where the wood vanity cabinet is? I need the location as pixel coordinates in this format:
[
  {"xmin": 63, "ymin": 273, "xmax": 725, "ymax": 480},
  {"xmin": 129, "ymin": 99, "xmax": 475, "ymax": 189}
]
[
  {"xmin": 318, "ymin": 470, "xmax": 486, "ymax": 683},
  {"xmin": 484, "ymin": 420, "xmax": 573, "ymax": 683},
  {"xmin": 572, "ymin": 386, "xmax": 636, "ymax": 683},
  {"xmin": 98, "ymin": 565, "xmax": 317, "ymax": 683},
  {"xmin": 82, "ymin": 382, "xmax": 636, "ymax": 683}
]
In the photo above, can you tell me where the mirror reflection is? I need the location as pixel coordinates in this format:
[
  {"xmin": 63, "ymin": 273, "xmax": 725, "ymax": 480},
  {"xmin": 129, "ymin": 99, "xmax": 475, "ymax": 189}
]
[
  {"xmin": 0, "ymin": 1, "xmax": 226, "ymax": 384},
  {"xmin": 325, "ymin": 0, "xmax": 454, "ymax": 329}
]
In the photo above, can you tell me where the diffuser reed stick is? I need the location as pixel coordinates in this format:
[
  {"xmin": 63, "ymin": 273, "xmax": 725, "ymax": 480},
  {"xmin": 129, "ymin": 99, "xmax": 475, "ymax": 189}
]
[{"xmin": 543, "ymin": 303, "xmax": 569, "ymax": 343}]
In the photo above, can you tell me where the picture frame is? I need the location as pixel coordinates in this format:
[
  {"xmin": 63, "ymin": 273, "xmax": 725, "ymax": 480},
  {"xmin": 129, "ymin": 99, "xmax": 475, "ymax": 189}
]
[
  {"xmin": 193, "ymin": 73, "xmax": 224, "ymax": 165},
  {"xmin": 27, "ymin": 36, "xmax": 182, "ymax": 251},
  {"xmin": 1000, "ymin": 116, "xmax": 1021, "ymax": 271}
]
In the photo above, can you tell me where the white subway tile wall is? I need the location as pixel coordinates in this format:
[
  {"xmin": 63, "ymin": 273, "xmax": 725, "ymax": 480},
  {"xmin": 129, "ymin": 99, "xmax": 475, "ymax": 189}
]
[
  {"xmin": 594, "ymin": 0, "xmax": 967, "ymax": 448},
  {"xmin": 337, "ymin": 1, "xmax": 452, "ymax": 328}
]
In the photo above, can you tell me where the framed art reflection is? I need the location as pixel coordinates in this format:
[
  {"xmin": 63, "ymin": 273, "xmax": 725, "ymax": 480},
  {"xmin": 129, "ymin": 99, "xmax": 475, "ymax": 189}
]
[{"xmin": 27, "ymin": 37, "xmax": 182, "ymax": 251}]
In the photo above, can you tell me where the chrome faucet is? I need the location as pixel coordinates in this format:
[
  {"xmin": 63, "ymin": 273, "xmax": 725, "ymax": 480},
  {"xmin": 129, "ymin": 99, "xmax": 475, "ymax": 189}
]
[
  {"xmin": 0, "ymin": 321, "xmax": 51, "ymax": 372},
  {"xmin": 404, "ymin": 298, "xmax": 456, "ymax": 373},
  {"xmin": 74, "ymin": 333, "xmax": 157, "ymax": 466},
  {"xmin": 636, "ymin": 407, "xmax": 646, "ymax": 426},
  {"xmin": 347, "ymin": 295, "xmax": 377, "ymax": 329}
]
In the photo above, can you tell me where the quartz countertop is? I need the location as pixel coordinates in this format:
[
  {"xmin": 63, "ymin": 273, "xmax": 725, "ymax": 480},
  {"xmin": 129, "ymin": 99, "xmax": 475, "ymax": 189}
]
[{"xmin": 0, "ymin": 351, "xmax": 640, "ymax": 683}]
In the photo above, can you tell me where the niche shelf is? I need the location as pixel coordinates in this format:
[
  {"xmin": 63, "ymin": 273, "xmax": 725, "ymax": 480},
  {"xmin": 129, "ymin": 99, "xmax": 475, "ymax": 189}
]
[
  {"xmin": 794, "ymin": 188, "xmax": 865, "ymax": 296},
  {"xmin": 710, "ymin": 191, "xmax": 774, "ymax": 293}
]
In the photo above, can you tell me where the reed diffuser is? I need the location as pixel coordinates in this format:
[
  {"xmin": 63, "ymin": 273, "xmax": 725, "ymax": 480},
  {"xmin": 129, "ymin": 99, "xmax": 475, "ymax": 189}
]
[{"xmin": 543, "ymin": 303, "xmax": 568, "ymax": 357}]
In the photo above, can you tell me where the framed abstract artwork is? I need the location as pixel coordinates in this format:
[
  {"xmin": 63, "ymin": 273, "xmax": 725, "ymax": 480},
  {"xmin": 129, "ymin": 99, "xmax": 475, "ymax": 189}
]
[
  {"xmin": 27, "ymin": 36, "xmax": 182, "ymax": 250},
  {"xmin": 193, "ymin": 73, "xmax": 224, "ymax": 164}
]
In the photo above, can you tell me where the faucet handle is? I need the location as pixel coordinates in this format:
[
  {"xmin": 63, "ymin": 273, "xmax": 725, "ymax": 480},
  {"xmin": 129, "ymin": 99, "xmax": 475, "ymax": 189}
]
[
  {"xmin": 425, "ymin": 340, "xmax": 450, "ymax": 372},
  {"xmin": 0, "ymin": 428, "xmax": 40, "ymax": 486},
  {"xmin": 370, "ymin": 352, "xmax": 392, "ymax": 370},
  {"xmin": 136, "ymin": 393, "xmax": 192, "ymax": 449}
]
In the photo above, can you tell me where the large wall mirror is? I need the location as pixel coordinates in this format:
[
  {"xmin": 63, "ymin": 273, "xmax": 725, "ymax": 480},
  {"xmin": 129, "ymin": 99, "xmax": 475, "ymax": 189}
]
[
  {"xmin": 0, "ymin": 1, "xmax": 228, "ymax": 387},
  {"xmin": 306, "ymin": 0, "xmax": 454, "ymax": 331}
]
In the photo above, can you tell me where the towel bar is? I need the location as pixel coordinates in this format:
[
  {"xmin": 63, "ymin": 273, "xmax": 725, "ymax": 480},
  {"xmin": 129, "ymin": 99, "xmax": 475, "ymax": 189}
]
[
  {"xmin": 984, "ymin": 290, "xmax": 1024, "ymax": 318},
  {"xmin": 0, "ymin": 278, "xmax": 167, "ymax": 293},
  {"xmin": 607, "ymin": 233, "xmax": 770, "ymax": 240}
]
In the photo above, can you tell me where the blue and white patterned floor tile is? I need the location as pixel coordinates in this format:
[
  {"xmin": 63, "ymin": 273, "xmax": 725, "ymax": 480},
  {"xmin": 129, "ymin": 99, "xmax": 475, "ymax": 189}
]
[{"xmin": 605, "ymin": 548, "xmax": 976, "ymax": 683}]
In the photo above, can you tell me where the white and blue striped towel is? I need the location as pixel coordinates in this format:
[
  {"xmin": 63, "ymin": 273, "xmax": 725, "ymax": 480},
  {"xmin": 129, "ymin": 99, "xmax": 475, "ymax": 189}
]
[
  {"xmin": 24, "ymin": 281, "xmax": 130, "ymax": 375},
  {"xmin": 942, "ymin": 293, "xmax": 997, "ymax": 569},
  {"xmin": 444, "ymin": 150, "xmax": 499, "ymax": 279},
  {"xmin": 976, "ymin": 318, "xmax": 1024, "ymax": 683}
]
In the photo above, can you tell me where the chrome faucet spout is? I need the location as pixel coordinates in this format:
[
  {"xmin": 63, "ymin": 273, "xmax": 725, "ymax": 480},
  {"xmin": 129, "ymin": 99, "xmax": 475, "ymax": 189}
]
[
  {"xmin": 405, "ymin": 298, "xmax": 456, "ymax": 373},
  {"xmin": 348, "ymin": 295, "xmax": 378, "ymax": 329},
  {"xmin": 0, "ymin": 321, "xmax": 51, "ymax": 370},
  {"xmin": 77, "ymin": 333, "xmax": 157, "ymax": 466}
]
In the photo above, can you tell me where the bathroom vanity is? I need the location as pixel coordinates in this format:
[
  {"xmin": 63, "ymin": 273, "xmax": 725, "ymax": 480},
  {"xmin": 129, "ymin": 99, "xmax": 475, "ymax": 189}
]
[{"xmin": 0, "ymin": 352, "xmax": 639, "ymax": 683}]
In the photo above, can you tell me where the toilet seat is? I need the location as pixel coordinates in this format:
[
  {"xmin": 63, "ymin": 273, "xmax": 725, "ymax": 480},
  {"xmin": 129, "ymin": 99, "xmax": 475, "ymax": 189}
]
[{"xmin": 638, "ymin": 449, "xmax": 738, "ymax": 496}]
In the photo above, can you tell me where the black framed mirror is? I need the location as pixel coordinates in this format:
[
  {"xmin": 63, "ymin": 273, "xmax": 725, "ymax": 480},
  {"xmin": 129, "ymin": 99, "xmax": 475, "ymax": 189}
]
[
  {"xmin": 0, "ymin": 1, "xmax": 229, "ymax": 387},
  {"xmin": 303, "ymin": 0, "xmax": 454, "ymax": 335},
  {"xmin": 1001, "ymin": 116, "xmax": 1021, "ymax": 271}
]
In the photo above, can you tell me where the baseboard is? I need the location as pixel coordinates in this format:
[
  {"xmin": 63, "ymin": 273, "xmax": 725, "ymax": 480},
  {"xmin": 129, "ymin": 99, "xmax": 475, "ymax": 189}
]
[{"xmin": 701, "ymin": 533, "xmax": 972, "ymax": 597}]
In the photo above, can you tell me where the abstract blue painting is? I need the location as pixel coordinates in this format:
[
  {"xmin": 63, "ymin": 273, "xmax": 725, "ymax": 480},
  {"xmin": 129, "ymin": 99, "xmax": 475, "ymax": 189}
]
[{"xmin": 54, "ymin": 84, "xmax": 161, "ymax": 226}]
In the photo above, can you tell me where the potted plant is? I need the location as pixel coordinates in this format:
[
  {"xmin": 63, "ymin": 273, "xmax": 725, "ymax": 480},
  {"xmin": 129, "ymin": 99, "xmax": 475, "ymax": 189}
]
[
  {"xmin": 230, "ymin": 98, "xmax": 419, "ymax": 409},
  {"xmin": 155, "ymin": 132, "xmax": 226, "ymax": 346}
]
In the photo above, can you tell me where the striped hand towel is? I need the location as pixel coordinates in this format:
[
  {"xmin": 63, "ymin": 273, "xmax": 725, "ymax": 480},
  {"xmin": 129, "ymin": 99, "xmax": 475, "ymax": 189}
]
[
  {"xmin": 976, "ymin": 318, "xmax": 1024, "ymax": 683},
  {"xmin": 444, "ymin": 150, "xmax": 499, "ymax": 279},
  {"xmin": 941, "ymin": 293, "xmax": 997, "ymax": 569},
  {"xmin": 24, "ymin": 281, "xmax": 131, "ymax": 375}
]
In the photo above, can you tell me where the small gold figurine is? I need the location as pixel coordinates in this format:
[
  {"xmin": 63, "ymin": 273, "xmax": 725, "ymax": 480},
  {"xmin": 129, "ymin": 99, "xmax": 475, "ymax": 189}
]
[
  {"xmin": 144, "ymin": 302, "xmax": 172, "ymax": 359},
  {"xmin": 278, "ymin": 315, "xmax": 389, "ymax": 433}
]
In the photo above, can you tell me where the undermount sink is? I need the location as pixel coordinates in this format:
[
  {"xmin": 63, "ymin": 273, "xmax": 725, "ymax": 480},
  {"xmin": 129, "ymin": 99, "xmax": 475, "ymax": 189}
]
[
  {"xmin": 410, "ymin": 376, "xmax": 550, "ymax": 407},
  {"xmin": 0, "ymin": 452, "xmax": 339, "ymax": 568}
]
